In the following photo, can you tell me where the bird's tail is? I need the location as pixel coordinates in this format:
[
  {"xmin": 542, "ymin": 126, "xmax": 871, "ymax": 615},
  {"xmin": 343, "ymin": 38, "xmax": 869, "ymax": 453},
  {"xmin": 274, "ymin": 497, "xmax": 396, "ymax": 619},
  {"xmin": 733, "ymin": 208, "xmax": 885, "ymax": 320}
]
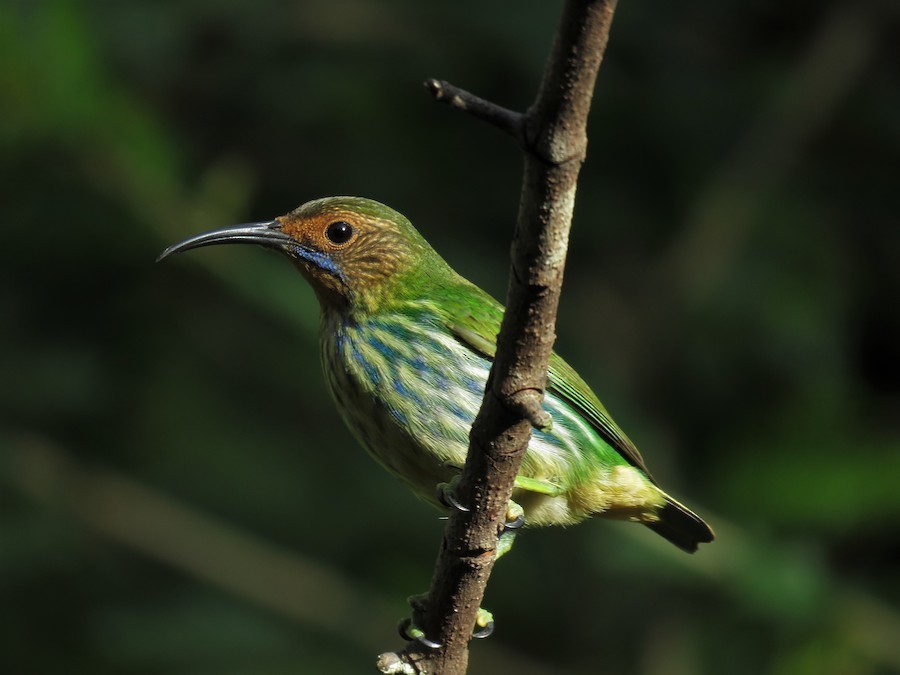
[{"xmin": 644, "ymin": 494, "xmax": 715, "ymax": 553}]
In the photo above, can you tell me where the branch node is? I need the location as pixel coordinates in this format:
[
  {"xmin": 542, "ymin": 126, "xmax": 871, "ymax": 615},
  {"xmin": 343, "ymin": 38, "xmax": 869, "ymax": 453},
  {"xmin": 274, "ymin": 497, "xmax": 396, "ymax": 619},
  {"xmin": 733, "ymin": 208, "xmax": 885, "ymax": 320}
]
[{"xmin": 505, "ymin": 388, "xmax": 552, "ymax": 431}]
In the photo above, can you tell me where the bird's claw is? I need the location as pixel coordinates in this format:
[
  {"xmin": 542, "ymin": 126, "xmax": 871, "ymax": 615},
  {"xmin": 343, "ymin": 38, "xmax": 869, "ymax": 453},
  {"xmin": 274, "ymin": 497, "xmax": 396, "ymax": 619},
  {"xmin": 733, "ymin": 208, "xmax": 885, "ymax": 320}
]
[
  {"xmin": 436, "ymin": 480, "xmax": 470, "ymax": 513},
  {"xmin": 473, "ymin": 620, "xmax": 495, "ymax": 639},
  {"xmin": 473, "ymin": 608, "xmax": 495, "ymax": 639},
  {"xmin": 504, "ymin": 513, "xmax": 525, "ymax": 530},
  {"xmin": 398, "ymin": 617, "xmax": 443, "ymax": 650},
  {"xmin": 503, "ymin": 501, "xmax": 525, "ymax": 531}
]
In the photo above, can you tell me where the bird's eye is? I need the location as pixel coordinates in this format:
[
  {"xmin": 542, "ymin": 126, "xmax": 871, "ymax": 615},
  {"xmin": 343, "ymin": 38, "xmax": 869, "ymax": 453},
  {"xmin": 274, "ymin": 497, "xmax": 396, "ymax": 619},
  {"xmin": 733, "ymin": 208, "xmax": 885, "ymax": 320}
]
[{"xmin": 325, "ymin": 221, "xmax": 354, "ymax": 245}]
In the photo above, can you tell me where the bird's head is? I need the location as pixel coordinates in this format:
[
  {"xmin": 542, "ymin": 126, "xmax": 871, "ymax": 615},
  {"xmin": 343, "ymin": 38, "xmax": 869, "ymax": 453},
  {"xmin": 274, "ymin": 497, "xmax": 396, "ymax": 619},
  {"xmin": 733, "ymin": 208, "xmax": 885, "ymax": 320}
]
[{"xmin": 159, "ymin": 197, "xmax": 452, "ymax": 313}]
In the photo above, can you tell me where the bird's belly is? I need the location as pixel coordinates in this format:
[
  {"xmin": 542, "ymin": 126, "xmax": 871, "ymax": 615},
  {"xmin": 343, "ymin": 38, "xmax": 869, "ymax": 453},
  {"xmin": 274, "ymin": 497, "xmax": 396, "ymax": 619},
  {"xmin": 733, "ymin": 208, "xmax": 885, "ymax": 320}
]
[
  {"xmin": 336, "ymin": 386, "xmax": 458, "ymax": 503},
  {"xmin": 322, "ymin": 340, "xmax": 473, "ymax": 503}
]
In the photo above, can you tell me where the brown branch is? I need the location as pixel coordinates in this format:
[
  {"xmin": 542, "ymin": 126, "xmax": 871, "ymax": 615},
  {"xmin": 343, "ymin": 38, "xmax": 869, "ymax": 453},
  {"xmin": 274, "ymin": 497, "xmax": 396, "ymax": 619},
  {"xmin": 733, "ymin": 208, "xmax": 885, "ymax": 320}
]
[
  {"xmin": 378, "ymin": 1, "xmax": 618, "ymax": 672},
  {"xmin": 424, "ymin": 78, "xmax": 525, "ymax": 142}
]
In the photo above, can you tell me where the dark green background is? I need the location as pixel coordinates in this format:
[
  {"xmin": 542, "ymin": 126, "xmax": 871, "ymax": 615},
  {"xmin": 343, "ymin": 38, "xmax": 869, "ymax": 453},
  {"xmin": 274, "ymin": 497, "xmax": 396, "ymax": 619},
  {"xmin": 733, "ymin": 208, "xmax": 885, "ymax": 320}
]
[{"xmin": 2, "ymin": 1, "xmax": 899, "ymax": 673}]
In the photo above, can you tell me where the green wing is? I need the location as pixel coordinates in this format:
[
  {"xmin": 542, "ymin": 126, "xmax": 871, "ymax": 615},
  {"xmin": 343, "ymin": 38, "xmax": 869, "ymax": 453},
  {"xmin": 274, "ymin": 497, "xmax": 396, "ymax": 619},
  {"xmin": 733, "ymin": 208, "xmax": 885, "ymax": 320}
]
[
  {"xmin": 545, "ymin": 351, "xmax": 652, "ymax": 480},
  {"xmin": 440, "ymin": 282, "xmax": 654, "ymax": 481}
]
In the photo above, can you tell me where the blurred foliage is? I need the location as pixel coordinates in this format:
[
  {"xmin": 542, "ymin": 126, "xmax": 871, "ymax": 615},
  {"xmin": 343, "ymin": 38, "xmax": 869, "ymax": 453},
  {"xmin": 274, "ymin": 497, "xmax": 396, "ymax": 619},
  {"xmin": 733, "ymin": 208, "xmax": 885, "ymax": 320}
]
[{"xmin": 2, "ymin": 0, "xmax": 899, "ymax": 673}]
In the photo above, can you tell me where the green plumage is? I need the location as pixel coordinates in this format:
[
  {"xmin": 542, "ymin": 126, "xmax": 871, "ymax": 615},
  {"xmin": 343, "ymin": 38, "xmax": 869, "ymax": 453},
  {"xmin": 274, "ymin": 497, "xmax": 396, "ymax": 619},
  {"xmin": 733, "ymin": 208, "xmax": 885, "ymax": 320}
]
[{"xmin": 159, "ymin": 196, "xmax": 714, "ymax": 553}]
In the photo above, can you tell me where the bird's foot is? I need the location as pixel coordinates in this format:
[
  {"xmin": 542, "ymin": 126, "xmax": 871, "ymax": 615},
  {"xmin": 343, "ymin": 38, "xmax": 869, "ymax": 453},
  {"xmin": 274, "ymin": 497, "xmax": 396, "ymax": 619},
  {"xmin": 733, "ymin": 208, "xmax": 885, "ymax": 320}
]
[
  {"xmin": 398, "ymin": 598, "xmax": 495, "ymax": 649},
  {"xmin": 496, "ymin": 502, "xmax": 522, "ymax": 562},
  {"xmin": 504, "ymin": 500, "xmax": 525, "ymax": 531},
  {"xmin": 473, "ymin": 608, "xmax": 495, "ymax": 638},
  {"xmin": 438, "ymin": 480, "xmax": 526, "ymax": 531},
  {"xmin": 398, "ymin": 617, "xmax": 442, "ymax": 650},
  {"xmin": 436, "ymin": 476, "xmax": 470, "ymax": 513}
]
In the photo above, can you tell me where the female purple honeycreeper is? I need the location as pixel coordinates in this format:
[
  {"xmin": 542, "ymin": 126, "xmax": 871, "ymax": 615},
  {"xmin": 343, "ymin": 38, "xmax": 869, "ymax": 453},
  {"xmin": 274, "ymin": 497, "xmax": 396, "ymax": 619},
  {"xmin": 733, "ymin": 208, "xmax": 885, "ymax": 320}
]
[{"xmin": 159, "ymin": 197, "xmax": 714, "ymax": 554}]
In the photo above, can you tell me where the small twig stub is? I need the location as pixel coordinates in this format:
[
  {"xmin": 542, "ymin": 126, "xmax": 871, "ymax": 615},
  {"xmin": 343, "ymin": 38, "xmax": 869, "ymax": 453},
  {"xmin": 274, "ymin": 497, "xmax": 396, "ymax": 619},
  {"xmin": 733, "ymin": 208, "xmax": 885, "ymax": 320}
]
[{"xmin": 424, "ymin": 78, "xmax": 524, "ymax": 142}]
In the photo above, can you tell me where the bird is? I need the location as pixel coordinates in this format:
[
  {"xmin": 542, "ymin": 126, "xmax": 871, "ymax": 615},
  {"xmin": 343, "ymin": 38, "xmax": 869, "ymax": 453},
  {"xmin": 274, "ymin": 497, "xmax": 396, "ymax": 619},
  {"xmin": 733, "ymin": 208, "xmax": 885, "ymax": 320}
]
[{"xmin": 159, "ymin": 195, "xmax": 713, "ymax": 556}]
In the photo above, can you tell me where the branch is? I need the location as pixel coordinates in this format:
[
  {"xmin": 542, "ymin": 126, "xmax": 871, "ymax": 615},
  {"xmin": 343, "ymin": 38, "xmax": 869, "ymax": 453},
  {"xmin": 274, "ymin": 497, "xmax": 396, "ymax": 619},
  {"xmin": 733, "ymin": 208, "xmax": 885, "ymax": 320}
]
[
  {"xmin": 378, "ymin": 1, "xmax": 618, "ymax": 672},
  {"xmin": 423, "ymin": 79, "xmax": 525, "ymax": 142}
]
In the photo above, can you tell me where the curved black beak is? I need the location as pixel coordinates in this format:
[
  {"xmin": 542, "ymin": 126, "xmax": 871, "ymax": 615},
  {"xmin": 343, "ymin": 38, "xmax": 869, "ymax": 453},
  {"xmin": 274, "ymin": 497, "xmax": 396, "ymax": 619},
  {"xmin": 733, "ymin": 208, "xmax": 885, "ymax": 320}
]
[{"xmin": 157, "ymin": 220, "xmax": 294, "ymax": 262}]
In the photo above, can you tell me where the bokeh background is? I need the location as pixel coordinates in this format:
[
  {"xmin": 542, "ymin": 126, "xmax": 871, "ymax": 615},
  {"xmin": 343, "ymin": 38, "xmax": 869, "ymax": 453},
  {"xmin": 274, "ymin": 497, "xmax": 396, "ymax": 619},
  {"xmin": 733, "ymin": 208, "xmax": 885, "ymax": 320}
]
[{"xmin": 2, "ymin": 1, "xmax": 899, "ymax": 673}]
